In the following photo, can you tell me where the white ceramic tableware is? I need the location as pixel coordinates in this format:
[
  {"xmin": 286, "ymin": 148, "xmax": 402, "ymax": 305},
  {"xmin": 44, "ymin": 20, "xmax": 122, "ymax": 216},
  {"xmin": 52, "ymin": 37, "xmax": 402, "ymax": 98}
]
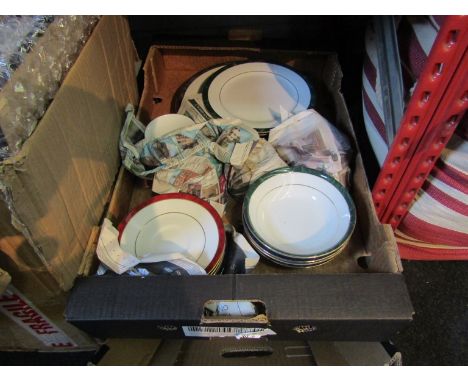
[
  {"xmin": 243, "ymin": 219, "xmax": 348, "ymax": 268},
  {"xmin": 180, "ymin": 64, "xmax": 226, "ymax": 104},
  {"xmin": 144, "ymin": 114, "xmax": 194, "ymax": 142},
  {"xmin": 204, "ymin": 62, "xmax": 312, "ymax": 130},
  {"xmin": 244, "ymin": 167, "xmax": 355, "ymax": 257}
]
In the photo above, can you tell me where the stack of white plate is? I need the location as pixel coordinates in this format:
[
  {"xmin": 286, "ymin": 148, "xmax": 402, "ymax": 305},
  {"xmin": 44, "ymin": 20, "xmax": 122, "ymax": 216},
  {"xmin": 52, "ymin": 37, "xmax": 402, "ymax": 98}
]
[
  {"xmin": 118, "ymin": 193, "xmax": 226, "ymax": 275},
  {"xmin": 175, "ymin": 61, "xmax": 314, "ymax": 136},
  {"xmin": 242, "ymin": 167, "xmax": 356, "ymax": 268}
]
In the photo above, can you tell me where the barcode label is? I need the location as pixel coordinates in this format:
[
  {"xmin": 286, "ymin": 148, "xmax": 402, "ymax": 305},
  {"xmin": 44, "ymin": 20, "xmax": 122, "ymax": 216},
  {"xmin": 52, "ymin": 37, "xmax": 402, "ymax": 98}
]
[{"xmin": 182, "ymin": 326, "xmax": 276, "ymax": 338}]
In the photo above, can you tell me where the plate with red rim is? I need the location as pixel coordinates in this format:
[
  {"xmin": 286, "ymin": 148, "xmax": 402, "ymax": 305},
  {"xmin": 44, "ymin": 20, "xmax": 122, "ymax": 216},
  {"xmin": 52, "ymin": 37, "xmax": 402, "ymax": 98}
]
[{"xmin": 118, "ymin": 193, "xmax": 225, "ymax": 274}]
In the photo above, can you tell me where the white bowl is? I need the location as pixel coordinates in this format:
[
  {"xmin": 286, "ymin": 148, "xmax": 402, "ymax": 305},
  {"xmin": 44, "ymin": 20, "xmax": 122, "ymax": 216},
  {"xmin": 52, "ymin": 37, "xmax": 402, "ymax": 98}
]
[
  {"xmin": 244, "ymin": 167, "xmax": 355, "ymax": 257},
  {"xmin": 144, "ymin": 114, "xmax": 194, "ymax": 142}
]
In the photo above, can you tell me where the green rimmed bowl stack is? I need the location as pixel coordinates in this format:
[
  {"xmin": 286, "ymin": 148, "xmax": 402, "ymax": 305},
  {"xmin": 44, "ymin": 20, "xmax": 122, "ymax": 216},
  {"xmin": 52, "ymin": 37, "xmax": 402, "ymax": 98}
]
[{"xmin": 242, "ymin": 166, "xmax": 356, "ymax": 268}]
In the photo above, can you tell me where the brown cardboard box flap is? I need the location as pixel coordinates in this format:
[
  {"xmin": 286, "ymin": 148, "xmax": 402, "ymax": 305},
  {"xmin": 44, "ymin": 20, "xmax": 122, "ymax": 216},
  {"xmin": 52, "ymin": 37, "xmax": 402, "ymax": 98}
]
[{"xmin": 0, "ymin": 16, "xmax": 139, "ymax": 292}]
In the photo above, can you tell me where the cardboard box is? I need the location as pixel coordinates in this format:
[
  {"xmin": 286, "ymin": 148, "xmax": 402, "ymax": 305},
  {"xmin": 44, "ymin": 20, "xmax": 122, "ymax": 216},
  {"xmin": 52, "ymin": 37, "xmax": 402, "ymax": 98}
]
[
  {"xmin": 65, "ymin": 46, "xmax": 414, "ymax": 341},
  {"xmin": 148, "ymin": 339, "xmax": 401, "ymax": 366},
  {"xmin": 0, "ymin": 16, "xmax": 139, "ymax": 351},
  {"xmin": 0, "ymin": 16, "xmax": 139, "ymax": 304},
  {"xmin": 96, "ymin": 338, "xmax": 400, "ymax": 366},
  {"xmin": 0, "ymin": 272, "xmax": 97, "ymax": 352},
  {"xmin": 151, "ymin": 339, "xmax": 318, "ymax": 366},
  {"xmin": 0, "ymin": 16, "xmax": 138, "ymax": 301}
]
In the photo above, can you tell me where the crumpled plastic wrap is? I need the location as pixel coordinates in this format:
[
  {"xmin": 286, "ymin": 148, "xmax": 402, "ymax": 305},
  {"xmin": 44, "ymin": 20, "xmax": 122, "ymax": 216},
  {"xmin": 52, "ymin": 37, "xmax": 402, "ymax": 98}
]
[
  {"xmin": 268, "ymin": 109, "xmax": 353, "ymax": 187},
  {"xmin": 0, "ymin": 15, "xmax": 100, "ymax": 161},
  {"xmin": 0, "ymin": 16, "xmax": 54, "ymax": 88}
]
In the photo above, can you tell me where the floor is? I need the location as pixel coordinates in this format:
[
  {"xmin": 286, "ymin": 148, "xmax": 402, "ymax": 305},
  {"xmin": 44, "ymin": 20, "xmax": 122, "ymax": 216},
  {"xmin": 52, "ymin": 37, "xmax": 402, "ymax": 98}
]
[{"xmin": 390, "ymin": 261, "xmax": 468, "ymax": 365}]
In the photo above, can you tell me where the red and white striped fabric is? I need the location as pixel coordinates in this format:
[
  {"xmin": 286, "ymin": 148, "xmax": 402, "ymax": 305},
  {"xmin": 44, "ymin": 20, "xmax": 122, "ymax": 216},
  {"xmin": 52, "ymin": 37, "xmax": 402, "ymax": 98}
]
[{"xmin": 362, "ymin": 16, "xmax": 468, "ymax": 260}]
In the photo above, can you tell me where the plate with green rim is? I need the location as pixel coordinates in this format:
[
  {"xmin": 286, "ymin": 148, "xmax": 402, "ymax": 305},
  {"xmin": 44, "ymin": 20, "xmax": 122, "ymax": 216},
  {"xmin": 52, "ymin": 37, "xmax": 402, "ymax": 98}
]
[
  {"xmin": 243, "ymin": 222, "xmax": 348, "ymax": 268},
  {"xmin": 200, "ymin": 61, "xmax": 315, "ymax": 131}
]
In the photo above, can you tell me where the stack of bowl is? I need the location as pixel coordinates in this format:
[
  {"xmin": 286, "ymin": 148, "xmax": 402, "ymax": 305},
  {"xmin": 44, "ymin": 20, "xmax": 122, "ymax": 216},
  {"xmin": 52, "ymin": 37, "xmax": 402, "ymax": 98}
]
[
  {"xmin": 172, "ymin": 61, "xmax": 315, "ymax": 137},
  {"xmin": 242, "ymin": 167, "xmax": 356, "ymax": 267},
  {"xmin": 118, "ymin": 193, "xmax": 226, "ymax": 275}
]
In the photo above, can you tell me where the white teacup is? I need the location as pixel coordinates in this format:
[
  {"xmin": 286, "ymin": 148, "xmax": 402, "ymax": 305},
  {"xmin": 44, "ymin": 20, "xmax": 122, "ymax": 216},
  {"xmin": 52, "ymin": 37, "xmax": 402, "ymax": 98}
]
[{"xmin": 144, "ymin": 114, "xmax": 194, "ymax": 142}]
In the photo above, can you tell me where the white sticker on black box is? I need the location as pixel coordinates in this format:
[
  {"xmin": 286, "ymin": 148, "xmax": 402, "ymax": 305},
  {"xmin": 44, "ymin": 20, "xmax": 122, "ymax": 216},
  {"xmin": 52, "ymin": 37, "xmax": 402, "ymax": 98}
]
[{"xmin": 182, "ymin": 326, "xmax": 276, "ymax": 339}]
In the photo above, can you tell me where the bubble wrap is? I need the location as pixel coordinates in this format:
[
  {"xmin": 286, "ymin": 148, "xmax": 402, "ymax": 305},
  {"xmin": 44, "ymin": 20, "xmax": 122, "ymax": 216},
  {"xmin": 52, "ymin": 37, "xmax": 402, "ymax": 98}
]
[{"xmin": 0, "ymin": 16, "xmax": 100, "ymax": 160}]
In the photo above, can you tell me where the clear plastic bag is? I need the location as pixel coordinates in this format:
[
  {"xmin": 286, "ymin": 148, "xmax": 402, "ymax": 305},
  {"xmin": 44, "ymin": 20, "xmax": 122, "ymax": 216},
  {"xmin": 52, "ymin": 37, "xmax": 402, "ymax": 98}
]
[{"xmin": 268, "ymin": 109, "xmax": 353, "ymax": 187}]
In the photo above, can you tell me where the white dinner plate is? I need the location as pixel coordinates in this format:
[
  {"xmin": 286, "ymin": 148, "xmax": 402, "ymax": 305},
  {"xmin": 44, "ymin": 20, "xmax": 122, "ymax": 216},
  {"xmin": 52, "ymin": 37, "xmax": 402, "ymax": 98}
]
[
  {"xmin": 145, "ymin": 114, "xmax": 194, "ymax": 142},
  {"xmin": 244, "ymin": 167, "xmax": 355, "ymax": 256},
  {"xmin": 204, "ymin": 62, "xmax": 312, "ymax": 130},
  {"xmin": 118, "ymin": 193, "xmax": 225, "ymax": 273}
]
